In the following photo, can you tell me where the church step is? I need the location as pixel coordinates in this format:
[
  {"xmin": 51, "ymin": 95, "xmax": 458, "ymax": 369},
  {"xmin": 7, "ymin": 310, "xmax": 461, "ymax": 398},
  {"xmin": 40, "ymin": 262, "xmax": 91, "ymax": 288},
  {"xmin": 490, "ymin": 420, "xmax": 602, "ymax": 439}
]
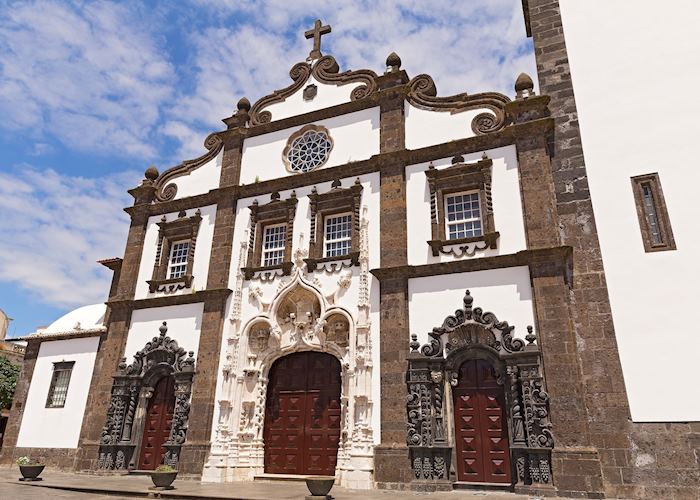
[
  {"xmin": 453, "ymin": 481, "xmax": 513, "ymax": 491},
  {"xmin": 254, "ymin": 473, "xmax": 327, "ymax": 482}
]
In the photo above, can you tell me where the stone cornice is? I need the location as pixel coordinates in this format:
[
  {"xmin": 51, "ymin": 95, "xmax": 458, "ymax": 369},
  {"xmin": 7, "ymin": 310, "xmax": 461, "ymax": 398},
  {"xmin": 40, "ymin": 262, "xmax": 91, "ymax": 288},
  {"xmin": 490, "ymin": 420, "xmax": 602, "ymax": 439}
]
[
  {"xmin": 16, "ymin": 328, "xmax": 107, "ymax": 343},
  {"xmin": 370, "ymin": 246, "xmax": 573, "ymax": 282},
  {"xmin": 124, "ymin": 117, "xmax": 554, "ymax": 219},
  {"xmin": 107, "ymin": 288, "xmax": 232, "ymax": 311}
]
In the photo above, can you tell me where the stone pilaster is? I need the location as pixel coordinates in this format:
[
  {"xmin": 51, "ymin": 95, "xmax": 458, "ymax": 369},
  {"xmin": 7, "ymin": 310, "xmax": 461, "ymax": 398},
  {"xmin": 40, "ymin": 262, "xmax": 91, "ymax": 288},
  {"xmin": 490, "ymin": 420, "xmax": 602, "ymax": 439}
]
[{"xmin": 373, "ymin": 83, "xmax": 411, "ymax": 487}]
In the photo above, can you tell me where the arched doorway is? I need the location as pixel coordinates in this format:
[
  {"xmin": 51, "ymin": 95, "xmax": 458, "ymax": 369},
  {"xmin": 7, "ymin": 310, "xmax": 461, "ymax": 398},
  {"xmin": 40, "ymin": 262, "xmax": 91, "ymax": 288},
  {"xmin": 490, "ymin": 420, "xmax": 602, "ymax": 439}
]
[
  {"xmin": 264, "ymin": 351, "xmax": 341, "ymax": 475},
  {"xmin": 138, "ymin": 375, "xmax": 176, "ymax": 470},
  {"xmin": 452, "ymin": 358, "xmax": 511, "ymax": 483}
]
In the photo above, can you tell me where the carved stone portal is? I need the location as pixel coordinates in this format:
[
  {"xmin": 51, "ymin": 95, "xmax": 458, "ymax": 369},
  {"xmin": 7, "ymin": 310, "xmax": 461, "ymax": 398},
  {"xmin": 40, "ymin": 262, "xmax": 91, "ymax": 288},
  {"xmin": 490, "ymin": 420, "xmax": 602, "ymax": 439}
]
[
  {"xmin": 406, "ymin": 290, "xmax": 554, "ymax": 489},
  {"xmin": 97, "ymin": 321, "xmax": 195, "ymax": 470}
]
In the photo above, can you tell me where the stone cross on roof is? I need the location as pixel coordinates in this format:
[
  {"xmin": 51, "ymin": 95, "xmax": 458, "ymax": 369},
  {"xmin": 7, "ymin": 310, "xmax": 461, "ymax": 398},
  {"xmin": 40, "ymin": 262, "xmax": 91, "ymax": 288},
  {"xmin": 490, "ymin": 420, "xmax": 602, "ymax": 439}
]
[{"xmin": 305, "ymin": 19, "xmax": 331, "ymax": 60}]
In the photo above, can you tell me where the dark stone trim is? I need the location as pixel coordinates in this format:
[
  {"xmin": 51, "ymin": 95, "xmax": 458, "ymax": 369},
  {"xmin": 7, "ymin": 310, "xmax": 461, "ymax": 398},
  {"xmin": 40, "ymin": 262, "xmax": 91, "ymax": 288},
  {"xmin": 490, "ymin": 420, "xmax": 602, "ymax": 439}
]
[
  {"xmin": 150, "ymin": 210, "xmax": 202, "ymax": 293},
  {"xmin": 107, "ymin": 288, "xmax": 232, "ymax": 311},
  {"xmin": 304, "ymin": 251, "xmax": 360, "ymax": 272},
  {"xmin": 426, "ymin": 157, "xmax": 495, "ymax": 245},
  {"xmin": 241, "ymin": 261, "xmax": 293, "ymax": 281},
  {"xmin": 427, "ymin": 232, "xmax": 499, "ymax": 257},
  {"xmin": 371, "ymin": 246, "xmax": 572, "ymax": 282},
  {"xmin": 153, "ymin": 134, "xmax": 224, "ymax": 202},
  {"xmin": 125, "ymin": 119, "xmax": 554, "ymax": 219},
  {"xmin": 244, "ymin": 192, "xmax": 297, "ymax": 276},
  {"xmin": 630, "ymin": 172, "xmax": 676, "ymax": 252},
  {"xmin": 99, "ymin": 258, "xmax": 123, "ymax": 301},
  {"xmin": 308, "ymin": 178, "xmax": 363, "ymax": 261}
]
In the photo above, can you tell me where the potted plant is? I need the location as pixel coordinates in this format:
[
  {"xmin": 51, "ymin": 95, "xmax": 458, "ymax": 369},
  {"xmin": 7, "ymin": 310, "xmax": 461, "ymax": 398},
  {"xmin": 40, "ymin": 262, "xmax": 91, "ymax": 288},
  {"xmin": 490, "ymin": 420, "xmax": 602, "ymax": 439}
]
[
  {"xmin": 305, "ymin": 475, "xmax": 335, "ymax": 498},
  {"xmin": 149, "ymin": 464, "xmax": 178, "ymax": 490},
  {"xmin": 16, "ymin": 456, "xmax": 45, "ymax": 481}
]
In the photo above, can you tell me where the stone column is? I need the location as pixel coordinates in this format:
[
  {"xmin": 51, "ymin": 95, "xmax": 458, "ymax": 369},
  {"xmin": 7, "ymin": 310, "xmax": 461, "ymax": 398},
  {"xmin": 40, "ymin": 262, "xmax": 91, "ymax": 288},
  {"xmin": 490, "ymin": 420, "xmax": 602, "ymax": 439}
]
[
  {"xmin": 507, "ymin": 89, "xmax": 605, "ymax": 496},
  {"xmin": 373, "ymin": 75, "xmax": 414, "ymax": 486}
]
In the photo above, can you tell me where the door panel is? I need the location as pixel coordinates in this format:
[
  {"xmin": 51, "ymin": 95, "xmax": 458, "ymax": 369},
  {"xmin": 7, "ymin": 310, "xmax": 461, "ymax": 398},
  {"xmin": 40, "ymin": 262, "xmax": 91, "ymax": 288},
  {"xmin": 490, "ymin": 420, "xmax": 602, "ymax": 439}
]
[
  {"xmin": 138, "ymin": 376, "xmax": 175, "ymax": 470},
  {"xmin": 452, "ymin": 359, "xmax": 511, "ymax": 484},
  {"xmin": 264, "ymin": 352, "xmax": 341, "ymax": 475}
]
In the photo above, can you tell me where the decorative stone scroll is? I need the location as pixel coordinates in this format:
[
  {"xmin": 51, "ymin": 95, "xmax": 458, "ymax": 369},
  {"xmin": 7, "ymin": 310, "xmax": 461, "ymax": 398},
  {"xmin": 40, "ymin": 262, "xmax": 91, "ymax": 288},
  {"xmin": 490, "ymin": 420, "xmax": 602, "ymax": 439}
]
[
  {"xmin": 406, "ymin": 290, "xmax": 554, "ymax": 489},
  {"xmin": 98, "ymin": 322, "xmax": 195, "ymax": 470},
  {"xmin": 406, "ymin": 74, "xmax": 511, "ymax": 135}
]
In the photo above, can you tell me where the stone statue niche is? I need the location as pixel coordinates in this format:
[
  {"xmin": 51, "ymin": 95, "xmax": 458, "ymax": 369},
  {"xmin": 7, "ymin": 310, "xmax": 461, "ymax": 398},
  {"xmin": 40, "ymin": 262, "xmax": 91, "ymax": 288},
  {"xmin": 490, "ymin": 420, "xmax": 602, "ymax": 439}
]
[{"xmin": 324, "ymin": 313, "xmax": 349, "ymax": 348}]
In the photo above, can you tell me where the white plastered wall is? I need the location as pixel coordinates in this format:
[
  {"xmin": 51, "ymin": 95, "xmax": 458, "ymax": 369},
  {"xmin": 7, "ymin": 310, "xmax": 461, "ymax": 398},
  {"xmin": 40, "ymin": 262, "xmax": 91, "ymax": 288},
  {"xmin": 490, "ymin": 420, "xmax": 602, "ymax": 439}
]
[
  {"xmin": 124, "ymin": 303, "xmax": 204, "ymax": 362},
  {"xmin": 406, "ymin": 145, "xmax": 526, "ymax": 266},
  {"xmin": 168, "ymin": 150, "xmax": 223, "ymax": 200},
  {"xmin": 239, "ymin": 107, "xmax": 380, "ymax": 185},
  {"xmin": 16, "ymin": 336, "xmax": 100, "ymax": 448},
  {"xmin": 405, "ymin": 104, "xmax": 496, "ymax": 150},
  {"xmin": 262, "ymin": 76, "xmax": 364, "ymax": 122},
  {"xmin": 560, "ymin": 1, "xmax": 700, "ymax": 421},
  {"xmin": 408, "ymin": 267, "xmax": 535, "ymax": 347},
  {"xmin": 134, "ymin": 204, "xmax": 217, "ymax": 300}
]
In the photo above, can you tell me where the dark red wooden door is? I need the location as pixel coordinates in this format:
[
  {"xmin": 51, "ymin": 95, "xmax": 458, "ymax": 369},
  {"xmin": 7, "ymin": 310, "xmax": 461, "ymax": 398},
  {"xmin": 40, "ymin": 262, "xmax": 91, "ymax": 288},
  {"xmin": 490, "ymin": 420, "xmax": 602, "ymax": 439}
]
[
  {"xmin": 138, "ymin": 375, "xmax": 175, "ymax": 470},
  {"xmin": 452, "ymin": 359, "xmax": 511, "ymax": 484},
  {"xmin": 264, "ymin": 352, "xmax": 341, "ymax": 475}
]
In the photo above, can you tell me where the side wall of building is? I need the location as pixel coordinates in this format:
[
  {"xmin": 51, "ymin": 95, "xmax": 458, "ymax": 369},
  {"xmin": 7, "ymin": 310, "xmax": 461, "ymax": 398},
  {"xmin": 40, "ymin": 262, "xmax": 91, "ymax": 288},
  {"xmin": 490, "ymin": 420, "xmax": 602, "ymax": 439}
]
[{"xmin": 525, "ymin": 1, "xmax": 700, "ymax": 498}]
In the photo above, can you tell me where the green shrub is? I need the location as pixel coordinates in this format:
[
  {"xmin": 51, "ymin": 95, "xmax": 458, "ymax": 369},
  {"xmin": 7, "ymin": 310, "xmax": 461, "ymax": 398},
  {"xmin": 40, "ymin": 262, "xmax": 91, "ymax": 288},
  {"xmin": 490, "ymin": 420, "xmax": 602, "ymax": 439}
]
[{"xmin": 155, "ymin": 464, "xmax": 176, "ymax": 472}]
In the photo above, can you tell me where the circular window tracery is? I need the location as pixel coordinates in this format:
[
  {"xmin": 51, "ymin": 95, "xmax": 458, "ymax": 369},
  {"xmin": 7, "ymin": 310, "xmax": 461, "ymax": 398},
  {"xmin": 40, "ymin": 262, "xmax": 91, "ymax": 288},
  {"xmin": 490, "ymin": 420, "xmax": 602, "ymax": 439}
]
[{"xmin": 283, "ymin": 125, "xmax": 333, "ymax": 173}]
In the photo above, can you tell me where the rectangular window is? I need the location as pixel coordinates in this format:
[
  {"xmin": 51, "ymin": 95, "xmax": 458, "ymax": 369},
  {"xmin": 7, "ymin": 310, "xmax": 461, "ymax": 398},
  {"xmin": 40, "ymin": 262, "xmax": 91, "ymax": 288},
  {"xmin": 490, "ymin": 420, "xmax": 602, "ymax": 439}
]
[
  {"xmin": 167, "ymin": 241, "xmax": 190, "ymax": 279},
  {"xmin": 445, "ymin": 191, "xmax": 483, "ymax": 240},
  {"xmin": 631, "ymin": 173, "xmax": 676, "ymax": 252},
  {"xmin": 324, "ymin": 213, "xmax": 352, "ymax": 257},
  {"xmin": 46, "ymin": 361, "xmax": 75, "ymax": 408},
  {"xmin": 262, "ymin": 224, "xmax": 286, "ymax": 266}
]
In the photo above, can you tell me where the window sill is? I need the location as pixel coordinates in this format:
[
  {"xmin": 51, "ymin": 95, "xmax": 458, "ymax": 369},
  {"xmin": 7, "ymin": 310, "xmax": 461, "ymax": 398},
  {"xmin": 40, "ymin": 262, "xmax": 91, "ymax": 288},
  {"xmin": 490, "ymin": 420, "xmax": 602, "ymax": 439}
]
[
  {"xmin": 242, "ymin": 261, "xmax": 293, "ymax": 280},
  {"xmin": 147, "ymin": 275, "xmax": 194, "ymax": 293},
  {"xmin": 428, "ymin": 232, "xmax": 499, "ymax": 257},
  {"xmin": 304, "ymin": 251, "xmax": 360, "ymax": 272}
]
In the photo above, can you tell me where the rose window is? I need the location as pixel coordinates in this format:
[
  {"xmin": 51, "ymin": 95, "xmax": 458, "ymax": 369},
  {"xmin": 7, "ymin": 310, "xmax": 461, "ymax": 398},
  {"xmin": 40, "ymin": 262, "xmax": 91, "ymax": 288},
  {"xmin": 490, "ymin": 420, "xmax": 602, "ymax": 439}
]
[{"xmin": 283, "ymin": 125, "xmax": 333, "ymax": 173}]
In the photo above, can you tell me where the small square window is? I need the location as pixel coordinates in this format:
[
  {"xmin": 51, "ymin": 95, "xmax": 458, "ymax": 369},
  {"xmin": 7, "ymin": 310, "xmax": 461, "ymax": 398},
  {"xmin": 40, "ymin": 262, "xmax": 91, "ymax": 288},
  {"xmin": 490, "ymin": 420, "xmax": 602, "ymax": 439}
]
[
  {"xmin": 262, "ymin": 224, "xmax": 286, "ymax": 267},
  {"xmin": 167, "ymin": 241, "xmax": 190, "ymax": 279},
  {"xmin": 46, "ymin": 361, "xmax": 75, "ymax": 408},
  {"xmin": 445, "ymin": 192, "xmax": 483, "ymax": 240},
  {"xmin": 324, "ymin": 213, "xmax": 352, "ymax": 257}
]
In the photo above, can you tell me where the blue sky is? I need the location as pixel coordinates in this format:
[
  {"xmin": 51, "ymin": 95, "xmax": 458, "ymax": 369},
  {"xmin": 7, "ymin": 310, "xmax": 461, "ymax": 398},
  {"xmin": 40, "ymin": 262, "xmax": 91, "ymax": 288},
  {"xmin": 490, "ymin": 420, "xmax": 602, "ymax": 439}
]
[{"xmin": 0, "ymin": 0, "xmax": 535, "ymax": 337}]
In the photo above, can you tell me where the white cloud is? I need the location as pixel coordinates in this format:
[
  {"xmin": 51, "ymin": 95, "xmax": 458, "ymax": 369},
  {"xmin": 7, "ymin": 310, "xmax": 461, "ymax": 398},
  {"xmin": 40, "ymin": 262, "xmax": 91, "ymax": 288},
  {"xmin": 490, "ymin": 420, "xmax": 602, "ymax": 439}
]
[
  {"xmin": 0, "ymin": 0, "xmax": 175, "ymax": 158},
  {"xmin": 0, "ymin": 166, "xmax": 135, "ymax": 308}
]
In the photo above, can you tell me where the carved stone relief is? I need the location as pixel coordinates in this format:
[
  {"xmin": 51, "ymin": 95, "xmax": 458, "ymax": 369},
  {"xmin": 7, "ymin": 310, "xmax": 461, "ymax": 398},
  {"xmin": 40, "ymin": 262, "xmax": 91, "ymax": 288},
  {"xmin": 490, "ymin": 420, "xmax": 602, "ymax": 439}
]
[{"xmin": 406, "ymin": 290, "xmax": 554, "ymax": 488}]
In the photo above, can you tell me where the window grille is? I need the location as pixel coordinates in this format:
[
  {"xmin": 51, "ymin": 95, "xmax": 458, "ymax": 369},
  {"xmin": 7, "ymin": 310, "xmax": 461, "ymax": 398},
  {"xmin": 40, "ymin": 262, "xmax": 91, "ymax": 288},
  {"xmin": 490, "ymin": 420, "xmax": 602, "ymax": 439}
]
[
  {"xmin": 167, "ymin": 241, "xmax": 189, "ymax": 279},
  {"xmin": 262, "ymin": 224, "xmax": 286, "ymax": 266},
  {"xmin": 445, "ymin": 192, "xmax": 483, "ymax": 240},
  {"xmin": 324, "ymin": 213, "xmax": 352, "ymax": 257},
  {"xmin": 46, "ymin": 361, "xmax": 75, "ymax": 408}
]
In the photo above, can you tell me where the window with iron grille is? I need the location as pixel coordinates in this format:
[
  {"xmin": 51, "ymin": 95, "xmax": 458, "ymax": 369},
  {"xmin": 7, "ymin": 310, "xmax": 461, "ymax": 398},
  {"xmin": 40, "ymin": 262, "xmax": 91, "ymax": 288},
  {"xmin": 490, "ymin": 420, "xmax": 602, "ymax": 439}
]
[
  {"xmin": 167, "ymin": 241, "xmax": 190, "ymax": 279},
  {"xmin": 445, "ymin": 191, "xmax": 483, "ymax": 240},
  {"xmin": 46, "ymin": 361, "xmax": 75, "ymax": 408},
  {"xmin": 324, "ymin": 213, "xmax": 352, "ymax": 257},
  {"xmin": 262, "ymin": 224, "xmax": 286, "ymax": 267}
]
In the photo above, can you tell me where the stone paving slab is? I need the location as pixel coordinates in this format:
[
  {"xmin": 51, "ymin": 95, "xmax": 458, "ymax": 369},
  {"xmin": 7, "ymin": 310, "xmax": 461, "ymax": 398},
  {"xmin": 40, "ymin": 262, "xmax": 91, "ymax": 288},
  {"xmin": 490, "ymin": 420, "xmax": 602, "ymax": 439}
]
[{"xmin": 0, "ymin": 467, "xmax": 553, "ymax": 499}]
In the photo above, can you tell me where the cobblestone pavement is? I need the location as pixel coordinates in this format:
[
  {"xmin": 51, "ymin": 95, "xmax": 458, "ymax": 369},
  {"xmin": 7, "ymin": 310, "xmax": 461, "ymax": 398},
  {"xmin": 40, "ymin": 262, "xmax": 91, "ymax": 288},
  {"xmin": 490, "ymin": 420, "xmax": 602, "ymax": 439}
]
[{"xmin": 0, "ymin": 467, "xmax": 558, "ymax": 499}]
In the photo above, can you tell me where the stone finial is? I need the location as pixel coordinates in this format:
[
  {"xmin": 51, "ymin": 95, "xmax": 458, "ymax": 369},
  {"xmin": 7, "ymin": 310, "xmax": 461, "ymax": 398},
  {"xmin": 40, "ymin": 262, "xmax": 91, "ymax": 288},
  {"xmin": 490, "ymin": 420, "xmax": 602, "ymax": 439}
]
[
  {"xmin": 463, "ymin": 290, "xmax": 473, "ymax": 310},
  {"xmin": 331, "ymin": 179, "xmax": 342, "ymax": 189},
  {"xmin": 515, "ymin": 72, "xmax": 535, "ymax": 99},
  {"xmin": 144, "ymin": 165, "xmax": 159, "ymax": 181},
  {"xmin": 451, "ymin": 154, "xmax": 465, "ymax": 165},
  {"xmin": 159, "ymin": 321, "xmax": 168, "ymax": 336},
  {"xmin": 386, "ymin": 52, "xmax": 401, "ymax": 73},
  {"xmin": 525, "ymin": 325, "xmax": 537, "ymax": 345},
  {"xmin": 237, "ymin": 97, "xmax": 251, "ymax": 113},
  {"xmin": 270, "ymin": 191, "xmax": 280, "ymax": 201},
  {"xmin": 409, "ymin": 334, "xmax": 420, "ymax": 352}
]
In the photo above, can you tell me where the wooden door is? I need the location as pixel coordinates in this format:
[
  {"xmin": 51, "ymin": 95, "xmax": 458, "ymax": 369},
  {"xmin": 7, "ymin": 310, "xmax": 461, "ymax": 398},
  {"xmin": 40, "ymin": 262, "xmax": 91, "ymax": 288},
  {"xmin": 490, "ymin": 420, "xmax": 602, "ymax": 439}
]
[
  {"xmin": 452, "ymin": 359, "xmax": 511, "ymax": 484},
  {"xmin": 138, "ymin": 375, "xmax": 175, "ymax": 470},
  {"xmin": 264, "ymin": 352, "xmax": 341, "ymax": 475}
]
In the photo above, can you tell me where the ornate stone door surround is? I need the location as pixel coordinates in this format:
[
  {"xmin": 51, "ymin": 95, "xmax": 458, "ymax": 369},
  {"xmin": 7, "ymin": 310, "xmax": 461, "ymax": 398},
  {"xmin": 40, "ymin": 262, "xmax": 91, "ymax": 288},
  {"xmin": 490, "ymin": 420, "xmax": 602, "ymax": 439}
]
[
  {"xmin": 406, "ymin": 290, "xmax": 554, "ymax": 491},
  {"xmin": 97, "ymin": 322, "xmax": 195, "ymax": 471}
]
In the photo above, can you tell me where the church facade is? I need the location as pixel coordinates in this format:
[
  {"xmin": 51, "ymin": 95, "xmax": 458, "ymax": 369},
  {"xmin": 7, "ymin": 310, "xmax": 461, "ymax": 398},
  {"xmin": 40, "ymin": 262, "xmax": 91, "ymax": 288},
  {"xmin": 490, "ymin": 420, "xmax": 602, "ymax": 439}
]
[{"xmin": 2, "ymin": 3, "xmax": 698, "ymax": 498}]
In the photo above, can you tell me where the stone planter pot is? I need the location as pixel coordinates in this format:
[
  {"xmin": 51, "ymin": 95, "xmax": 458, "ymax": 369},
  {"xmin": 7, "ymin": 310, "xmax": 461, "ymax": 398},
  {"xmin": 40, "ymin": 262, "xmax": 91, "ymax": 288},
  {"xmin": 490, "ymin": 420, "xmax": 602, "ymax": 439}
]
[
  {"xmin": 149, "ymin": 471, "xmax": 178, "ymax": 489},
  {"xmin": 305, "ymin": 476, "xmax": 335, "ymax": 497},
  {"xmin": 19, "ymin": 465, "xmax": 45, "ymax": 481}
]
